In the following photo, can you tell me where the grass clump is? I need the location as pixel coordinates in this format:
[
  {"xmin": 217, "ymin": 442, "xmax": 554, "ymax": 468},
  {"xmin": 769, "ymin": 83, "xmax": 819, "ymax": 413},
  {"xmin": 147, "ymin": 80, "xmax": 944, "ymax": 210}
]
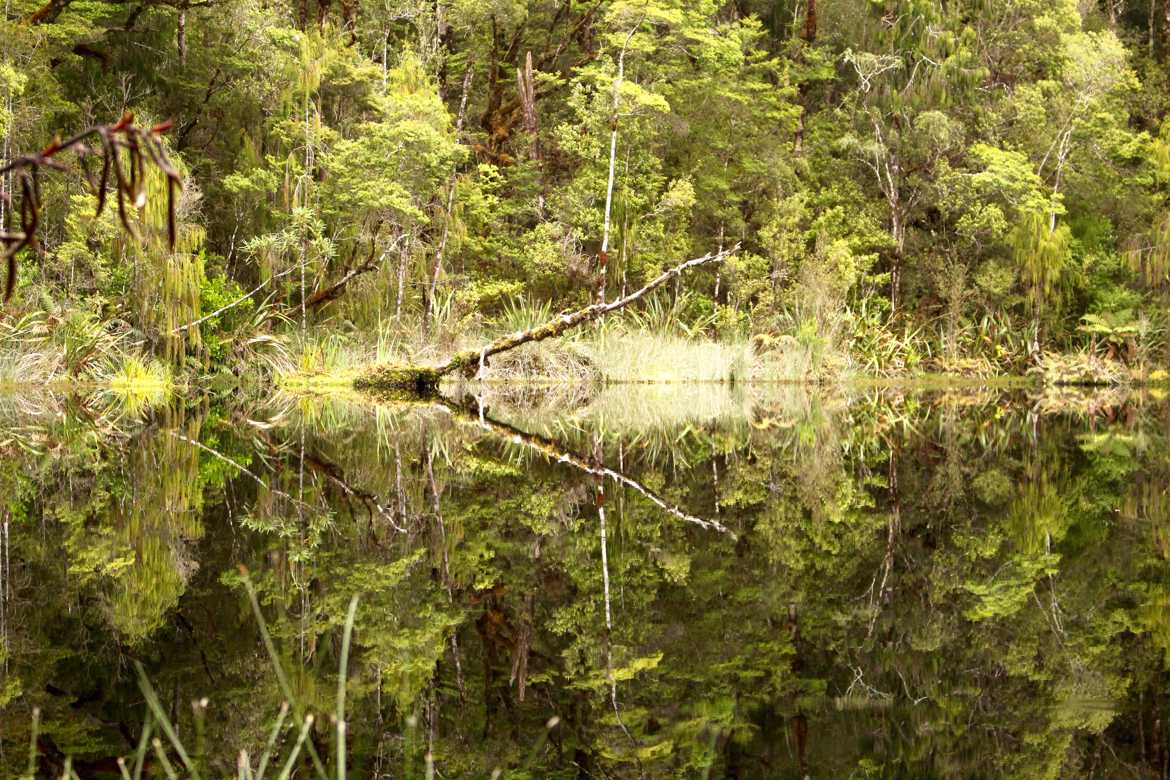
[
  {"xmin": 585, "ymin": 329, "xmax": 752, "ymax": 383},
  {"xmin": 1030, "ymin": 350, "xmax": 1134, "ymax": 386}
]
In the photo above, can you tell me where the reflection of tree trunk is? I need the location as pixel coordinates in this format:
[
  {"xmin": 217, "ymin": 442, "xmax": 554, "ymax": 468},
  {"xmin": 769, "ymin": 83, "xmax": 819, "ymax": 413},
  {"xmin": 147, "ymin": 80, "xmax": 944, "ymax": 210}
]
[
  {"xmin": 394, "ymin": 440, "xmax": 407, "ymax": 523},
  {"xmin": 787, "ymin": 602, "xmax": 808, "ymax": 778},
  {"xmin": 510, "ymin": 591, "xmax": 534, "ymax": 702},
  {"xmin": 869, "ymin": 450, "xmax": 900, "ymax": 638},
  {"xmin": 475, "ymin": 588, "xmax": 516, "ymax": 739},
  {"xmin": 595, "ymin": 436, "xmax": 612, "ymax": 631},
  {"xmin": 427, "ymin": 448, "xmax": 466, "ymax": 703}
]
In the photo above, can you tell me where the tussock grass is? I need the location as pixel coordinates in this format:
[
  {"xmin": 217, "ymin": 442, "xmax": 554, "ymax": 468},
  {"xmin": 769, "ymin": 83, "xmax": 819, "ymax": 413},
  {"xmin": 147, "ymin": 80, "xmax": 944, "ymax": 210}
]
[
  {"xmin": 583, "ymin": 329, "xmax": 753, "ymax": 383},
  {"xmin": 0, "ymin": 312, "xmax": 65, "ymax": 387},
  {"xmin": 98, "ymin": 356, "xmax": 174, "ymax": 416},
  {"xmin": 1030, "ymin": 349, "xmax": 1134, "ymax": 386},
  {"xmin": 103, "ymin": 355, "xmax": 173, "ymax": 391}
]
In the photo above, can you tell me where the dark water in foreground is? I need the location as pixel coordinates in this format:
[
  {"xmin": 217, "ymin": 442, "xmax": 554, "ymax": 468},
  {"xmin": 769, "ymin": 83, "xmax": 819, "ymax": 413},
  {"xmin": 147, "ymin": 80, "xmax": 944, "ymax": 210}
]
[{"xmin": 4, "ymin": 383, "xmax": 1170, "ymax": 778}]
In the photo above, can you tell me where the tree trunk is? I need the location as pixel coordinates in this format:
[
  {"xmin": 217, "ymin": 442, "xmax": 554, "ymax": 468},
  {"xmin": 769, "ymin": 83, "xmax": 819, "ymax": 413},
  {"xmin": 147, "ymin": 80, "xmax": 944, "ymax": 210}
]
[
  {"xmin": 889, "ymin": 207, "xmax": 904, "ymax": 315},
  {"xmin": 599, "ymin": 28, "xmax": 637, "ymax": 305},
  {"xmin": 428, "ymin": 62, "xmax": 474, "ymax": 318},
  {"xmin": 1164, "ymin": 0, "xmax": 1170, "ymax": 60},
  {"xmin": 177, "ymin": 11, "xmax": 187, "ymax": 64},
  {"xmin": 395, "ymin": 234, "xmax": 409, "ymax": 320}
]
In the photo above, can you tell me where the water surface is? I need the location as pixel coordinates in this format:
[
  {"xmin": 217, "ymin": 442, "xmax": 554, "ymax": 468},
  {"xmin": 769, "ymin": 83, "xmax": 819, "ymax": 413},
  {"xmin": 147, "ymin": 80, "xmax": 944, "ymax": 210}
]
[{"xmin": 2, "ymin": 383, "xmax": 1169, "ymax": 777}]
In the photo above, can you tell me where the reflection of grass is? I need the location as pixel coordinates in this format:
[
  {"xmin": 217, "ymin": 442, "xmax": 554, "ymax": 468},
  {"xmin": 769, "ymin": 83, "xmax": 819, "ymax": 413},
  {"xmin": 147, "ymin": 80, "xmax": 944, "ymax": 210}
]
[{"xmin": 101, "ymin": 356, "xmax": 173, "ymax": 416}]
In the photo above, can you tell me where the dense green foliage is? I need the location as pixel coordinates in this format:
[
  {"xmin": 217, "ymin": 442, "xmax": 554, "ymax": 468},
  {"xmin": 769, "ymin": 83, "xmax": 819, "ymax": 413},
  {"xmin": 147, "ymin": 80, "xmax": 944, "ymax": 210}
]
[{"xmin": 5, "ymin": 0, "xmax": 1170, "ymax": 378}]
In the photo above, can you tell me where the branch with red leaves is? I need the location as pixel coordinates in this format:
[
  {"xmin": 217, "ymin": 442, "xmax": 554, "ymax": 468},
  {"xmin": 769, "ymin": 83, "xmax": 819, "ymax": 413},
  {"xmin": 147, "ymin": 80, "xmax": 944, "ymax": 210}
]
[{"xmin": 0, "ymin": 112, "xmax": 180, "ymax": 303}]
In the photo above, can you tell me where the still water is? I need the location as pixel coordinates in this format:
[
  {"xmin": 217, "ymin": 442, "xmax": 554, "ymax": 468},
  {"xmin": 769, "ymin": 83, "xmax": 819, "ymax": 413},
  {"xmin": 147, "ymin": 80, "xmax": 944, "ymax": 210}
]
[{"xmin": 2, "ymin": 383, "xmax": 1170, "ymax": 778}]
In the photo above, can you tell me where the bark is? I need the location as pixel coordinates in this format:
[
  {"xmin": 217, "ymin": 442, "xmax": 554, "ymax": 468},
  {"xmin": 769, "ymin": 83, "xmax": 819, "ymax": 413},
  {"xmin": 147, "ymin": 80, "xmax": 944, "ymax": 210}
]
[
  {"xmin": 1164, "ymin": 0, "xmax": 1170, "ymax": 60},
  {"xmin": 793, "ymin": 0, "xmax": 816, "ymax": 154},
  {"xmin": 177, "ymin": 10, "xmax": 187, "ymax": 64},
  {"xmin": 518, "ymin": 51, "xmax": 540, "ymax": 161},
  {"xmin": 305, "ymin": 256, "xmax": 377, "ymax": 310},
  {"xmin": 354, "ymin": 245, "xmax": 737, "ymax": 393}
]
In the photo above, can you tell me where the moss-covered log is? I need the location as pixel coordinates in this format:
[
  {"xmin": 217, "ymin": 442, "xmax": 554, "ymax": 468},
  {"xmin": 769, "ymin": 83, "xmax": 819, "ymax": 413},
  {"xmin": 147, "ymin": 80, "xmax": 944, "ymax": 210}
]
[
  {"xmin": 352, "ymin": 364, "xmax": 442, "ymax": 394},
  {"xmin": 353, "ymin": 245, "xmax": 737, "ymax": 393}
]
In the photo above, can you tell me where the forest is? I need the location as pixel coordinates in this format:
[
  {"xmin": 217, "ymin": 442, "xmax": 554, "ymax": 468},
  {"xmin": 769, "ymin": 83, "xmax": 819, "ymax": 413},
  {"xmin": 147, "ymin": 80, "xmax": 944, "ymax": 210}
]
[
  {"xmin": 4, "ymin": 0, "xmax": 1170, "ymax": 387},
  {"xmin": 12, "ymin": 2, "xmax": 1170, "ymax": 777}
]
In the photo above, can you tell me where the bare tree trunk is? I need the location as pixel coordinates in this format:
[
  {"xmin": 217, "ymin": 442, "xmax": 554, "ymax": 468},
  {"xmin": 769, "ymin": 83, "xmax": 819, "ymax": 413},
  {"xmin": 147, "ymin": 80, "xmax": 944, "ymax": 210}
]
[
  {"xmin": 599, "ymin": 26, "xmax": 639, "ymax": 305},
  {"xmin": 518, "ymin": 51, "xmax": 540, "ymax": 161},
  {"xmin": 1164, "ymin": 0, "xmax": 1170, "ymax": 59},
  {"xmin": 793, "ymin": 0, "xmax": 816, "ymax": 155},
  {"xmin": 395, "ymin": 233, "xmax": 409, "ymax": 321},
  {"xmin": 1151, "ymin": 0, "xmax": 1158, "ymax": 56},
  {"xmin": 177, "ymin": 10, "xmax": 187, "ymax": 64},
  {"xmin": 0, "ymin": 84, "xmax": 11, "ymax": 234},
  {"xmin": 300, "ymin": 97, "xmax": 313, "ymax": 335},
  {"xmin": 889, "ymin": 206, "xmax": 904, "ymax": 315},
  {"xmin": 518, "ymin": 51, "xmax": 544, "ymax": 213},
  {"xmin": 427, "ymin": 62, "xmax": 474, "ymax": 318}
]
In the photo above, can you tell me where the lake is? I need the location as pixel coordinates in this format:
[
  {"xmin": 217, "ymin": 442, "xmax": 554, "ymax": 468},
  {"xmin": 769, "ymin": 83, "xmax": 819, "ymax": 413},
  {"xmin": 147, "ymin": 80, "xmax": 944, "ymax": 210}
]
[{"xmin": 2, "ymin": 382, "xmax": 1168, "ymax": 778}]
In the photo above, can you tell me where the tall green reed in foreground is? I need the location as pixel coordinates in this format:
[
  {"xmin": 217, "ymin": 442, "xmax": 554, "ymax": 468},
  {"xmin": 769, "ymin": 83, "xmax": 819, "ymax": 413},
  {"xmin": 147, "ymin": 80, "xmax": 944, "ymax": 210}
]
[{"xmin": 25, "ymin": 566, "xmax": 559, "ymax": 778}]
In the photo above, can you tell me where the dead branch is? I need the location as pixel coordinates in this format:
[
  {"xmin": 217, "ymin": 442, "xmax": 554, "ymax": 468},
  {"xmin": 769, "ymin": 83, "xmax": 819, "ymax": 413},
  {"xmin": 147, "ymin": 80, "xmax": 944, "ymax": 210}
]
[
  {"xmin": 350, "ymin": 392, "xmax": 734, "ymax": 536},
  {"xmin": 354, "ymin": 244, "xmax": 738, "ymax": 394},
  {"xmin": 305, "ymin": 232, "xmax": 404, "ymax": 311},
  {"xmin": 171, "ymin": 266, "xmax": 295, "ymax": 335}
]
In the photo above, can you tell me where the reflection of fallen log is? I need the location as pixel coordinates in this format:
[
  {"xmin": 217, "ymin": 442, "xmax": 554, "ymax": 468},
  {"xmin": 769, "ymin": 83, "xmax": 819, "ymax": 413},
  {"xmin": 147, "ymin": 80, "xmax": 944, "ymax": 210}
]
[
  {"xmin": 245, "ymin": 426, "xmax": 408, "ymax": 532},
  {"xmin": 438, "ymin": 397, "xmax": 736, "ymax": 538},
  {"xmin": 353, "ymin": 246, "xmax": 737, "ymax": 394}
]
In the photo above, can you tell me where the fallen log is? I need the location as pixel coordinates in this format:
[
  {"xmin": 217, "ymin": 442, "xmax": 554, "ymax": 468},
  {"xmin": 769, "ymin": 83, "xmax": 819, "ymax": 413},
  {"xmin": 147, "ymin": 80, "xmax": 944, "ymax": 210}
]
[{"xmin": 353, "ymin": 244, "xmax": 739, "ymax": 394}]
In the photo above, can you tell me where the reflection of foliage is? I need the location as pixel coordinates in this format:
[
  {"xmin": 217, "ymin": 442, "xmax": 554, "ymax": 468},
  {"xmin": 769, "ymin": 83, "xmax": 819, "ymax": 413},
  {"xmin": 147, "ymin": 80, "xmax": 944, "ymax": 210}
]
[{"xmin": 5, "ymin": 389, "xmax": 1170, "ymax": 776}]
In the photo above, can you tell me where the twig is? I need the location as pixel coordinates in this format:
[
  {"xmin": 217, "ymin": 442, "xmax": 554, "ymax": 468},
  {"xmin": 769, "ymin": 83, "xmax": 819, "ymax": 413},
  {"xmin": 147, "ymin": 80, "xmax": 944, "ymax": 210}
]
[{"xmin": 0, "ymin": 113, "xmax": 179, "ymax": 303}]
